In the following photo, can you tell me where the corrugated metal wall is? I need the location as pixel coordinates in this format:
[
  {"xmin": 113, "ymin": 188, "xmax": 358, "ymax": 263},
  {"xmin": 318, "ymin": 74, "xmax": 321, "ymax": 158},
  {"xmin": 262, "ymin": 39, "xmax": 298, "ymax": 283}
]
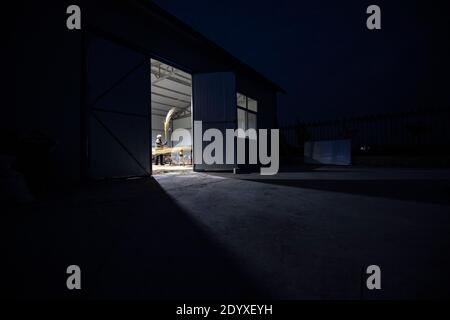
[{"xmin": 193, "ymin": 72, "xmax": 237, "ymax": 170}]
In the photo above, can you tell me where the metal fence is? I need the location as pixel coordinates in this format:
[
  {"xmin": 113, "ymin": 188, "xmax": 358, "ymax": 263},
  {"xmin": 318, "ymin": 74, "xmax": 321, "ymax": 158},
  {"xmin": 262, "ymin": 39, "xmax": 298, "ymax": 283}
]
[{"xmin": 279, "ymin": 108, "xmax": 450, "ymax": 151}]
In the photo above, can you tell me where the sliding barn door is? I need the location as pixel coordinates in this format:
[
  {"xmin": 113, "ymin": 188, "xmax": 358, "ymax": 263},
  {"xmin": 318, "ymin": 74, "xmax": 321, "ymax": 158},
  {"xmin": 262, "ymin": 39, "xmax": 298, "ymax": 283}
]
[
  {"xmin": 86, "ymin": 33, "xmax": 150, "ymax": 178},
  {"xmin": 192, "ymin": 72, "xmax": 236, "ymax": 171}
]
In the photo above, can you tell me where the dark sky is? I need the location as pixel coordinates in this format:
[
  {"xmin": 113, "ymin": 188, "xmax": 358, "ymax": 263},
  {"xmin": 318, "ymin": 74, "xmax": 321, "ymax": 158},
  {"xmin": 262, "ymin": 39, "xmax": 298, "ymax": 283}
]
[{"xmin": 153, "ymin": 0, "xmax": 449, "ymax": 125}]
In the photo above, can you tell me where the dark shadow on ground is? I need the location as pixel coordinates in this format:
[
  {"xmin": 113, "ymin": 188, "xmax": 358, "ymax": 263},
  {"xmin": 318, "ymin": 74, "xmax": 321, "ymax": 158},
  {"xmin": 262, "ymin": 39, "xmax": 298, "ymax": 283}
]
[
  {"xmin": 4, "ymin": 177, "xmax": 267, "ymax": 300},
  {"xmin": 277, "ymin": 164, "xmax": 350, "ymax": 173},
  {"xmin": 245, "ymin": 179, "xmax": 450, "ymax": 206}
]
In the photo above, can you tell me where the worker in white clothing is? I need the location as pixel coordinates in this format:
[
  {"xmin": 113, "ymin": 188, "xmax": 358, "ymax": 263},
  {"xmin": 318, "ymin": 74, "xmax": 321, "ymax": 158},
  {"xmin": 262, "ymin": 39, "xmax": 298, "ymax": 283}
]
[{"xmin": 155, "ymin": 134, "xmax": 167, "ymax": 165}]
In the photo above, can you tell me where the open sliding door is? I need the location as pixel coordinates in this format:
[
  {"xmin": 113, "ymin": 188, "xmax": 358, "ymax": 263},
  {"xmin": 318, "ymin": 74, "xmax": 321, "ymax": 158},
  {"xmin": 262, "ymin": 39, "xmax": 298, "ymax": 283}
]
[
  {"xmin": 192, "ymin": 72, "xmax": 236, "ymax": 171},
  {"xmin": 85, "ymin": 33, "xmax": 151, "ymax": 179}
]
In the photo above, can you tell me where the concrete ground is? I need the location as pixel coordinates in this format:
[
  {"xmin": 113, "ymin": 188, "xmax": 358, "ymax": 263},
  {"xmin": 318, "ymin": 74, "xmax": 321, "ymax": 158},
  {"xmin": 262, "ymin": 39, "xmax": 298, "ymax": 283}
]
[
  {"xmin": 5, "ymin": 166, "xmax": 450, "ymax": 299},
  {"xmin": 154, "ymin": 167, "xmax": 450, "ymax": 299}
]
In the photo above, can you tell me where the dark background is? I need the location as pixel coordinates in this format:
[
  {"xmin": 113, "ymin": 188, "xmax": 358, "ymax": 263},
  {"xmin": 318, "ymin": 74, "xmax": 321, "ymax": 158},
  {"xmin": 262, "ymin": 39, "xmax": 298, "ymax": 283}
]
[{"xmin": 153, "ymin": 0, "xmax": 450, "ymax": 124}]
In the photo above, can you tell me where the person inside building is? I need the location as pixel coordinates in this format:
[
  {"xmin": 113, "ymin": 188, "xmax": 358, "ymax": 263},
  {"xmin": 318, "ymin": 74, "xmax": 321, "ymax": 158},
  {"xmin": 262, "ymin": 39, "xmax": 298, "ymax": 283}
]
[{"xmin": 155, "ymin": 134, "xmax": 166, "ymax": 165}]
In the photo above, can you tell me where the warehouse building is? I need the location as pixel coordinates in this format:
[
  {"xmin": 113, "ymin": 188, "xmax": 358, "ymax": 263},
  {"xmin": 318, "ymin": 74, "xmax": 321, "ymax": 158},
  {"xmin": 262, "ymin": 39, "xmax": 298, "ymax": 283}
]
[{"xmin": 7, "ymin": 0, "xmax": 282, "ymax": 184}]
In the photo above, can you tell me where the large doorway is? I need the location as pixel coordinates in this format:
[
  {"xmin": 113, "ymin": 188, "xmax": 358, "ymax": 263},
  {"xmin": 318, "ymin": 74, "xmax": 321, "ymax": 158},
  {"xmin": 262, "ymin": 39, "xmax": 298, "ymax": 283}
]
[
  {"xmin": 151, "ymin": 59, "xmax": 193, "ymax": 174},
  {"xmin": 85, "ymin": 33, "xmax": 237, "ymax": 179}
]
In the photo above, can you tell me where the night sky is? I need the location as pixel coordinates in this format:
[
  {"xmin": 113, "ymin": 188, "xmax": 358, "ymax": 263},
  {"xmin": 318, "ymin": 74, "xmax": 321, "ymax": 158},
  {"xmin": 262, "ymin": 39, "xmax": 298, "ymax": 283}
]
[{"xmin": 153, "ymin": 0, "xmax": 449, "ymax": 125}]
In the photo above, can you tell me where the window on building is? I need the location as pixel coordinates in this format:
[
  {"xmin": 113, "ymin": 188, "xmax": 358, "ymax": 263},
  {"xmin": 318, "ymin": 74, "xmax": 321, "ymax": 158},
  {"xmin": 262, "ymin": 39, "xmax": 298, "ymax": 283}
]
[{"xmin": 236, "ymin": 92, "xmax": 257, "ymax": 138}]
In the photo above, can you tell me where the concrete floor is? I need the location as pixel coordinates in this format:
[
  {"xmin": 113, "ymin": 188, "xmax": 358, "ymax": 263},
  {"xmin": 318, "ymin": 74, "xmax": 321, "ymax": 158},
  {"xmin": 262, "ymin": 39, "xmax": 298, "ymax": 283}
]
[
  {"xmin": 152, "ymin": 165, "xmax": 193, "ymax": 175},
  {"xmin": 5, "ymin": 166, "xmax": 450, "ymax": 299},
  {"xmin": 155, "ymin": 167, "xmax": 450, "ymax": 299}
]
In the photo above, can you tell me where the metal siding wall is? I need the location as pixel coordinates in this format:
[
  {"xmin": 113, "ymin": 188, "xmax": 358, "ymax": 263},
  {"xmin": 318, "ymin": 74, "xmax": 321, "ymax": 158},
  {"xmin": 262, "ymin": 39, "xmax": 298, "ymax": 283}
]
[
  {"xmin": 193, "ymin": 72, "xmax": 236, "ymax": 170},
  {"xmin": 87, "ymin": 34, "xmax": 150, "ymax": 178}
]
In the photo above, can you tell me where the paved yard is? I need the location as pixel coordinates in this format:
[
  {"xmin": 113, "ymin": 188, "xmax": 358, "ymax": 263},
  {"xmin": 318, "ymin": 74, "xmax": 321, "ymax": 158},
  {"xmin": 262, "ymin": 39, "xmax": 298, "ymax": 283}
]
[
  {"xmin": 155, "ymin": 167, "xmax": 450, "ymax": 299},
  {"xmin": 5, "ymin": 167, "xmax": 450, "ymax": 299}
]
